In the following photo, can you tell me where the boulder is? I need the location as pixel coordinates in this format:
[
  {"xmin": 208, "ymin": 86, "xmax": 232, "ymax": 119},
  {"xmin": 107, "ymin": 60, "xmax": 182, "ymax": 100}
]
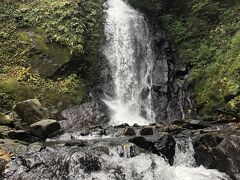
[
  {"xmin": 30, "ymin": 119, "xmax": 61, "ymax": 138},
  {"xmin": 129, "ymin": 136, "xmax": 158, "ymax": 154},
  {"xmin": 118, "ymin": 143, "xmax": 140, "ymax": 157},
  {"xmin": 139, "ymin": 127, "xmax": 154, "ymax": 135},
  {"xmin": 129, "ymin": 134, "xmax": 176, "ymax": 165},
  {"xmin": 80, "ymin": 129, "xmax": 90, "ymax": 136},
  {"xmin": 0, "ymin": 114, "xmax": 14, "ymax": 126},
  {"xmin": 7, "ymin": 130, "xmax": 31, "ymax": 142},
  {"xmin": 124, "ymin": 127, "xmax": 136, "ymax": 136},
  {"xmin": 193, "ymin": 134, "xmax": 240, "ymax": 180},
  {"xmin": 153, "ymin": 134, "xmax": 176, "ymax": 165},
  {"xmin": 79, "ymin": 154, "xmax": 101, "ymax": 173},
  {"xmin": 114, "ymin": 123, "xmax": 129, "ymax": 128},
  {"xmin": 14, "ymin": 99, "xmax": 50, "ymax": 125}
]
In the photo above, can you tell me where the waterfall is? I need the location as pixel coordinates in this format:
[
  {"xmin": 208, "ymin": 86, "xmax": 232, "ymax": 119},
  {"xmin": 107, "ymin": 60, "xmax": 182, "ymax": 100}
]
[
  {"xmin": 103, "ymin": 0, "xmax": 155, "ymax": 125},
  {"xmin": 174, "ymin": 138, "xmax": 196, "ymax": 167}
]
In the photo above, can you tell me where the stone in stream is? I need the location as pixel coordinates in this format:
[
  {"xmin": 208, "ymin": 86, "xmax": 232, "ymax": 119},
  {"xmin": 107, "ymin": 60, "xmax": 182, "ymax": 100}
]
[
  {"xmin": 129, "ymin": 134, "xmax": 176, "ymax": 165},
  {"xmin": 30, "ymin": 119, "xmax": 61, "ymax": 138},
  {"xmin": 79, "ymin": 154, "xmax": 101, "ymax": 173},
  {"xmin": 14, "ymin": 99, "xmax": 50, "ymax": 125},
  {"xmin": 153, "ymin": 134, "xmax": 176, "ymax": 165},
  {"xmin": 65, "ymin": 140, "xmax": 87, "ymax": 147},
  {"xmin": 7, "ymin": 130, "xmax": 31, "ymax": 141},
  {"xmin": 182, "ymin": 120, "xmax": 213, "ymax": 130},
  {"xmin": 193, "ymin": 134, "xmax": 240, "ymax": 180},
  {"xmin": 118, "ymin": 143, "xmax": 140, "ymax": 157},
  {"xmin": 129, "ymin": 136, "xmax": 158, "ymax": 155},
  {"xmin": 139, "ymin": 127, "xmax": 154, "ymax": 135},
  {"xmin": 114, "ymin": 123, "xmax": 129, "ymax": 128},
  {"xmin": 133, "ymin": 123, "xmax": 140, "ymax": 127},
  {"xmin": 124, "ymin": 127, "xmax": 136, "ymax": 136},
  {"xmin": 80, "ymin": 129, "xmax": 90, "ymax": 136}
]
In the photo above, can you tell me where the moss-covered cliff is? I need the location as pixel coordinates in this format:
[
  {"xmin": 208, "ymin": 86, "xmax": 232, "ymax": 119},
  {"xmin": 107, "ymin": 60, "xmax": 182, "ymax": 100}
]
[
  {"xmin": 0, "ymin": 0, "xmax": 103, "ymax": 112},
  {"xmin": 129, "ymin": 0, "xmax": 240, "ymax": 119}
]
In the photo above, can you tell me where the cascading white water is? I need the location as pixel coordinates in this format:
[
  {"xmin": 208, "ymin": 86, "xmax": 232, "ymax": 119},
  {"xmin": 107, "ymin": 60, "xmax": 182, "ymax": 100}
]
[
  {"xmin": 174, "ymin": 138, "xmax": 196, "ymax": 167},
  {"xmin": 68, "ymin": 148, "xmax": 230, "ymax": 180},
  {"xmin": 103, "ymin": 0, "xmax": 155, "ymax": 125}
]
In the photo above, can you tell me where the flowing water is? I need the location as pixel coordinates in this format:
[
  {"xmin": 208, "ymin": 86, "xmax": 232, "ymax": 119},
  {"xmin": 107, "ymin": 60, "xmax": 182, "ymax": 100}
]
[
  {"xmin": 2, "ymin": 1, "xmax": 232, "ymax": 179},
  {"xmin": 103, "ymin": 0, "xmax": 155, "ymax": 125},
  {"xmin": 100, "ymin": 0, "xmax": 230, "ymax": 179}
]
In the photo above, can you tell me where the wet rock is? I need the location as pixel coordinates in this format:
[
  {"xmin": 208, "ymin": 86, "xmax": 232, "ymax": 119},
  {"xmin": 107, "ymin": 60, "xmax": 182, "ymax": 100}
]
[
  {"xmin": 65, "ymin": 140, "xmax": 87, "ymax": 147},
  {"xmin": 118, "ymin": 143, "xmax": 140, "ymax": 157},
  {"xmin": 133, "ymin": 123, "xmax": 140, "ymax": 127},
  {"xmin": 92, "ymin": 145, "xmax": 109, "ymax": 155},
  {"xmin": 193, "ymin": 134, "xmax": 240, "ymax": 180},
  {"xmin": 14, "ymin": 99, "xmax": 49, "ymax": 125},
  {"xmin": 7, "ymin": 130, "xmax": 31, "ymax": 141},
  {"xmin": 129, "ymin": 134, "xmax": 176, "ymax": 165},
  {"xmin": 30, "ymin": 119, "xmax": 61, "ymax": 138},
  {"xmin": 129, "ymin": 136, "xmax": 158, "ymax": 154},
  {"xmin": 23, "ymin": 155, "xmax": 43, "ymax": 170},
  {"xmin": 139, "ymin": 127, "xmax": 154, "ymax": 135},
  {"xmin": 61, "ymin": 100, "xmax": 109, "ymax": 129},
  {"xmin": 153, "ymin": 134, "xmax": 176, "ymax": 165},
  {"xmin": 114, "ymin": 123, "xmax": 129, "ymax": 128},
  {"xmin": 80, "ymin": 129, "xmax": 90, "ymax": 136},
  {"xmin": 27, "ymin": 143, "xmax": 44, "ymax": 154},
  {"xmin": 79, "ymin": 154, "xmax": 101, "ymax": 173},
  {"xmin": 98, "ymin": 129, "xmax": 108, "ymax": 136},
  {"xmin": 124, "ymin": 127, "xmax": 136, "ymax": 136},
  {"xmin": 183, "ymin": 120, "xmax": 212, "ymax": 130}
]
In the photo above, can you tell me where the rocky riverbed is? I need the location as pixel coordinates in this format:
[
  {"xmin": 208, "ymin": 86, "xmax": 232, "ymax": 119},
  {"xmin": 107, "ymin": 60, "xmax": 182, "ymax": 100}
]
[{"xmin": 0, "ymin": 99, "xmax": 239, "ymax": 179}]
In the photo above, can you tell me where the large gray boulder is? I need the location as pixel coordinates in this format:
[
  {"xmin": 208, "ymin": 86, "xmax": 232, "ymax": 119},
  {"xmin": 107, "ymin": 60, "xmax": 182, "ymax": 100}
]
[
  {"xmin": 30, "ymin": 119, "xmax": 61, "ymax": 137},
  {"xmin": 14, "ymin": 99, "xmax": 50, "ymax": 125},
  {"xmin": 193, "ymin": 134, "xmax": 240, "ymax": 180}
]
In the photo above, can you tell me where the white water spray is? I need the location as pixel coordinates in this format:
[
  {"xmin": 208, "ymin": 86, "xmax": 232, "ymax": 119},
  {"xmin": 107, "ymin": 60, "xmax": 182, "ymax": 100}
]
[{"xmin": 103, "ymin": 0, "xmax": 155, "ymax": 125}]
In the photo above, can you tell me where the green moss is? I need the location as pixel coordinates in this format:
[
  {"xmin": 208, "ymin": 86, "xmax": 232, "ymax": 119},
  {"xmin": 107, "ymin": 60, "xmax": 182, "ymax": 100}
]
[{"xmin": 0, "ymin": 0, "xmax": 103, "ymax": 111}]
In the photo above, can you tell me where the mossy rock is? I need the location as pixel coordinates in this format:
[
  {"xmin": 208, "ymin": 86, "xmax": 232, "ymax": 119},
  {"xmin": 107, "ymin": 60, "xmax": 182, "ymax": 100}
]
[
  {"xmin": 18, "ymin": 29, "xmax": 71, "ymax": 77},
  {"xmin": 0, "ymin": 114, "xmax": 14, "ymax": 126},
  {"xmin": 14, "ymin": 99, "xmax": 50, "ymax": 125}
]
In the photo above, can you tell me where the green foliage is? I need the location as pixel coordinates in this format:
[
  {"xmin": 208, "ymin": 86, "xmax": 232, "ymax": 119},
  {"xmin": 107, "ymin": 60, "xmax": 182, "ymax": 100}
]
[
  {"xmin": 129, "ymin": 0, "xmax": 163, "ymax": 14},
  {"xmin": 129, "ymin": 0, "xmax": 240, "ymax": 117},
  {"xmin": 0, "ymin": 0, "xmax": 103, "ymax": 111}
]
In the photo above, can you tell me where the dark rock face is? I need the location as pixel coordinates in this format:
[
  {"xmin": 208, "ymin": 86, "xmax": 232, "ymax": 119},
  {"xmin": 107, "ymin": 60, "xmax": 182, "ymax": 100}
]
[
  {"xmin": 193, "ymin": 134, "xmax": 240, "ymax": 180},
  {"xmin": 139, "ymin": 127, "xmax": 154, "ymax": 135},
  {"xmin": 129, "ymin": 134, "xmax": 176, "ymax": 165},
  {"xmin": 65, "ymin": 140, "xmax": 87, "ymax": 147},
  {"xmin": 150, "ymin": 26, "xmax": 193, "ymax": 122},
  {"xmin": 7, "ymin": 130, "xmax": 31, "ymax": 141},
  {"xmin": 124, "ymin": 127, "xmax": 136, "ymax": 136},
  {"xmin": 129, "ymin": 136, "xmax": 158, "ymax": 155},
  {"xmin": 61, "ymin": 96, "xmax": 110, "ymax": 130},
  {"xmin": 79, "ymin": 154, "xmax": 101, "ymax": 173},
  {"xmin": 154, "ymin": 134, "xmax": 176, "ymax": 165}
]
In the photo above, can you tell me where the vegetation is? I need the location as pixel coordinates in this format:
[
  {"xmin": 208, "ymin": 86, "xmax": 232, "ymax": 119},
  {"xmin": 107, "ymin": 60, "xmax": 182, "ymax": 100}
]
[
  {"xmin": 129, "ymin": 0, "xmax": 240, "ymax": 118},
  {"xmin": 0, "ymin": 0, "xmax": 103, "ymax": 112}
]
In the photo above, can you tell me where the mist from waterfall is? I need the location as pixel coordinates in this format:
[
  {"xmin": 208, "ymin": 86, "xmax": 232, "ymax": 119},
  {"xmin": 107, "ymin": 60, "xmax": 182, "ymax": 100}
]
[{"xmin": 103, "ymin": 0, "xmax": 155, "ymax": 125}]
